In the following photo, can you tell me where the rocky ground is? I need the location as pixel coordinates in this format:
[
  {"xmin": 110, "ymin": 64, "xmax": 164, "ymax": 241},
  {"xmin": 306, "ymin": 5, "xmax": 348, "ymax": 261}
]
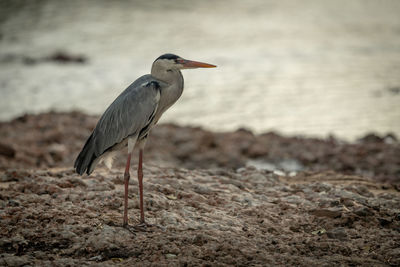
[{"xmin": 0, "ymin": 112, "xmax": 399, "ymax": 266}]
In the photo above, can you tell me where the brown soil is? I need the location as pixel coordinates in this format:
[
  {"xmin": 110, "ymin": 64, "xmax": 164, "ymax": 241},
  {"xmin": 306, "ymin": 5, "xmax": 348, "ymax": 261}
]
[{"xmin": 0, "ymin": 112, "xmax": 399, "ymax": 266}]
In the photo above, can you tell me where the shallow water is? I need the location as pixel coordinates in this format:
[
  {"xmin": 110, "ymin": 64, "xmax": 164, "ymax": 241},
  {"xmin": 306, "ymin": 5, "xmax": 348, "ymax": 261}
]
[{"xmin": 1, "ymin": 0, "xmax": 399, "ymax": 140}]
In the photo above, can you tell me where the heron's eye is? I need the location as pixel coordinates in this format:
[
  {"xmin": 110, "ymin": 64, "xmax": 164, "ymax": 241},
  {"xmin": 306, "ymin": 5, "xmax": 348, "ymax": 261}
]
[{"xmin": 176, "ymin": 59, "xmax": 185, "ymax": 64}]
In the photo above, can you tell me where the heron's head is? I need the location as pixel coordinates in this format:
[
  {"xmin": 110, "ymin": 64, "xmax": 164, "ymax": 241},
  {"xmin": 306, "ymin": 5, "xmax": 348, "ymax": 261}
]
[{"xmin": 153, "ymin": 53, "xmax": 216, "ymax": 71}]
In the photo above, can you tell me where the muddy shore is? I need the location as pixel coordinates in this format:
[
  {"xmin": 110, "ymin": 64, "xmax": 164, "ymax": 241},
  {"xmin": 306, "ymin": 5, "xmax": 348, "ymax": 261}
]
[{"xmin": 0, "ymin": 112, "xmax": 399, "ymax": 266}]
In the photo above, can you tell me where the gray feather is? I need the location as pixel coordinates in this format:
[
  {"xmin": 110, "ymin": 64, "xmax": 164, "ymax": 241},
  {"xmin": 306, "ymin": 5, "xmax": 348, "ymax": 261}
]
[{"xmin": 74, "ymin": 75, "xmax": 161, "ymax": 175}]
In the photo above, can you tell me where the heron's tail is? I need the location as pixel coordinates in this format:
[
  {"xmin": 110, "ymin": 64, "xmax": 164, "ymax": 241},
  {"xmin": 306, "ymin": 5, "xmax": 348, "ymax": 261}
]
[{"xmin": 74, "ymin": 134, "xmax": 98, "ymax": 175}]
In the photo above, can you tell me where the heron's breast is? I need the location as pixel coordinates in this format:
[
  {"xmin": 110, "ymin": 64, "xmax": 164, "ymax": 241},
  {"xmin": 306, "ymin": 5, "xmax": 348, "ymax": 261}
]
[{"xmin": 158, "ymin": 84, "xmax": 183, "ymax": 113}]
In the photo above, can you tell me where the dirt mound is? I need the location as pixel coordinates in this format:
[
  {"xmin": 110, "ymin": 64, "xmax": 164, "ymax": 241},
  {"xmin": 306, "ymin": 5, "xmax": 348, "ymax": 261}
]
[{"xmin": 0, "ymin": 112, "xmax": 399, "ymax": 182}]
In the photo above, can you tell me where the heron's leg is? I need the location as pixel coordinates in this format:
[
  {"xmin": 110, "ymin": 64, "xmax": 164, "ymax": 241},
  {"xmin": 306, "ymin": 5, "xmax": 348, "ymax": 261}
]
[
  {"xmin": 138, "ymin": 148, "xmax": 145, "ymax": 223},
  {"xmin": 123, "ymin": 152, "xmax": 132, "ymax": 227}
]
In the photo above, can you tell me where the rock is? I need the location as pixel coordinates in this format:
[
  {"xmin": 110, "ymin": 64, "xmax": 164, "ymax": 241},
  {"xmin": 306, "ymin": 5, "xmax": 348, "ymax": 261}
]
[
  {"xmin": 247, "ymin": 173, "xmax": 268, "ymax": 182},
  {"xmin": 340, "ymin": 197, "xmax": 355, "ymax": 207},
  {"xmin": 357, "ymin": 133, "xmax": 385, "ymax": 144},
  {"xmin": 8, "ymin": 200, "xmax": 20, "ymax": 207},
  {"xmin": 165, "ymin": 253, "xmax": 177, "ymax": 259},
  {"xmin": 273, "ymin": 170, "xmax": 286, "ymax": 176},
  {"xmin": 193, "ymin": 185, "xmax": 212, "ymax": 195},
  {"xmin": 1, "ymin": 254, "xmax": 31, "ymax": 266},
  {"xmin": 59, "ymin": 230, "xmax": 78, "ymax": 240},
  {"xmin": 85, "ymin": 226, "xmax": 122, "ymax": 252},
  {"xmin": 46, "ymin": 51, "xmax": 87, "ymax": 64},
  {"xmin": 310, "ymin": 208, "xmax": 342, "ymax": 218},
  {"xmin": 279, "ymin": 159, "xmax": 304, "ymax": 172},
  {"xmin": 345, "ymin": 185, "xmax": 374, "ymax": 198},
  {"xmin": 89, "ymin": 255, "xmax": 103, "ymax": 261},
  {"xmin": 282, "ymin": 195, "xmax": 311, "ymax": 206},
  {"xmin": 192, "ymin": 234, "xmax": 209, "ymax": 246},
  {"xmin": 311, "ymin": 182, "xmax": 332, "ymax": 192},
  {"xmin": 160, "ymin": 211, "xmax": 180, "ymax": 226},
  {"xmin": 378, "ymin": 218, "xmax": 391, "ymax": 227},
  {"xmin": 311, "ymin": 228, "xmax": 326, "ymax": 235},
  {"xmin": 0, "ymin": 142, "xmax": 15, "ymax": 158},
  {"xmin": 0, "ymin": 170, "xmax": 30, "ymax": 182},
  {"xmin": 353, "ymin": 206, "xmax": 374, "ymax": 217},
  {"xmin": 246, "ymin": 160, "xmax": 277, "ymax": 171},
  {"xmin": 327, "ymin": 227, "xmax": 347, "ymax": 240}
]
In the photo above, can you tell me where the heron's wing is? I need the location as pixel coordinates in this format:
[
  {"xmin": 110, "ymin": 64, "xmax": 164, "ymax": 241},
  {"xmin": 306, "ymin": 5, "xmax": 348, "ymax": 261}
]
[{"xmin": 92, "ymin": 76, "xmax": 161, "ymax": 156}]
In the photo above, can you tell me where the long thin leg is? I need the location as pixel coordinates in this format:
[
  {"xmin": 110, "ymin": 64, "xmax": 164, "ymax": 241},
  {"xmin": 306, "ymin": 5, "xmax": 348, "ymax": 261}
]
[
  {"xmin": 123, "ymin": 152, "xmax": 132, "ymax": 226},
  {"xmin": 138, "ymin": 148, "xmax": 145, "ymax": 223}
]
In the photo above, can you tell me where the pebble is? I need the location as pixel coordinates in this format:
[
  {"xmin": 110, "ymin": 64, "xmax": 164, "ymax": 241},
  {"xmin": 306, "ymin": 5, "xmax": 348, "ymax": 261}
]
[
  {"xmin": 327, "ymin": 227, "xmax": 347, "ymax": 240},
  {"xmin": 1, "ymin": 254, "xmax": 30, "ymax": 266},
  {"xmin": 282, "ymin": 195, "xmax": 312, "ymax": 206},
  {"xmin": 193, "ymin": 185, "xmax": 212, "ymax": 195},
  {"xmin": 89, "ymin": 255, "xmax": 103, "ymax": 261},
  {"xmin": 310, "ymin": 208, "xmax": 342, "ymax": 218},
  {"xmin": 165, "ymin": 253, "xmax": 177, "ymax": 259},
  {"xmin": 353, "ymin": 206, "xmax": 373, "ymax": 217}
]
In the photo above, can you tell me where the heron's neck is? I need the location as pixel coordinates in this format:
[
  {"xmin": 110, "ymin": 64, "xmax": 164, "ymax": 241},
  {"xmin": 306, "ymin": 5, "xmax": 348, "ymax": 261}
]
[
  {"xmin": 150, "ymin": 66, "xmax": 183, "ymax": 86},
  {"xmin": 150, "ymin": 66, "xmax": 184, "ymax": 119}
]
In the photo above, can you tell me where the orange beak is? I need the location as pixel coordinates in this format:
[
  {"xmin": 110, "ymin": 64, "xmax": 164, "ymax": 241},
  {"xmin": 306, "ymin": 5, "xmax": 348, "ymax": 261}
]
[{"xmin": 179, "ymin": 59, "xmax": 217, "ymax": 69}]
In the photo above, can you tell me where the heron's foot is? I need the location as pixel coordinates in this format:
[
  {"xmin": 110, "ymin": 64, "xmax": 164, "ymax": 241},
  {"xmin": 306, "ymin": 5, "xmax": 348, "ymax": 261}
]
[
  {"xmin": 134, "ymin": 221, "xmax": 156, "ymax": 232},
  {"xmin": 123, "ymin": 223, "xmax": 139, "ymax": 234},
  {"xmin": 124, "ymin": 221, "xmax": 164, "ymax": 233}
]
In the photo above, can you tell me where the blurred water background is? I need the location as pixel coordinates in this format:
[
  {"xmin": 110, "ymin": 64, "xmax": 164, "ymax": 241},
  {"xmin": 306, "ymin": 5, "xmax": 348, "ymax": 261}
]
[{"xmin": 1, "ymin": 0, "xmax": 399, "ymax": 140}]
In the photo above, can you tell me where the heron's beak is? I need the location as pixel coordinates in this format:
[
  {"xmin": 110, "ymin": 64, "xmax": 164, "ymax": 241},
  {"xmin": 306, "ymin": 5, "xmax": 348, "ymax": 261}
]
[{"xmin": 179, "ymin": 59, "xmax": 217, "ymax": 69}]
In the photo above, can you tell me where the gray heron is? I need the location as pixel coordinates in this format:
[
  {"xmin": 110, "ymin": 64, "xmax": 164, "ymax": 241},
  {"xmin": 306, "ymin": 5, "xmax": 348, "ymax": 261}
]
[{"xmin": 74, "ymin": 53, "xmax": 216, "ymax": 228}]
